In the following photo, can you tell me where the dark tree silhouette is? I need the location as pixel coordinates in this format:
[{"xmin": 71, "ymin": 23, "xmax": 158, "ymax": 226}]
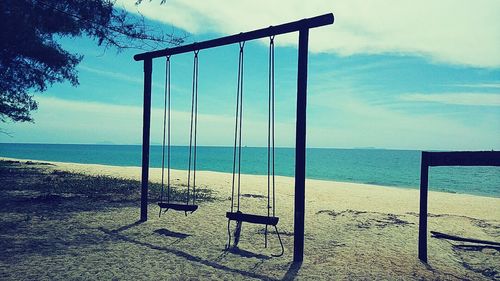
[{"xmin": 0, "ymin": 0, "xmax": 184, "ymax": 123}]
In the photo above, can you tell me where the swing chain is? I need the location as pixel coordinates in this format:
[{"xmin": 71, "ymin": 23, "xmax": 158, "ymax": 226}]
[
  {"xmin": 159, "ymin": 55, "xmax": 172, "ymax": 217},
  {"xmin": 159, "ymin": 52, "xmax": 199, "ymax": 216},
  {"xmin": 265, "ymin": 34, "xmax": 276, "ymax": 247},
  {"xmin": 166, "ymin": 55, "xmax": 171, "ymax": 206},
  {"xmin": 187, "ymin": 49, "xmax": 200, "ymax": 206}
]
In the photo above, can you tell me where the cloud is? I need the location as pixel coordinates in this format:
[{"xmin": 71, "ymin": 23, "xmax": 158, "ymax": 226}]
[
  {"xmin": 117, "ymin": 0, "xmax": 500, "ymax": 68},
  {"xmin": 0, "ymin": 97, "xmax": 296, "ymax": 147},
  {"xmin": 78, "ymin": 65, "xmax": 166, "ymax": 91},
  {"xmin": 79, "ymin": 65, "xmax": 144, "ymax": 84},
  {"xmin": 400, "ymin": 93, "xmax": 500, "ymax": 106},
  {"xmin": 452, "ymin": 83, "xmax": 500, "ymax": 89},
  {"xmin": 306, "ymin": 85, "xmax": 500, "ymax": 150},
  {"xmin": 2, "ymin": 95, "xmax": 498, "ymax": 150}
]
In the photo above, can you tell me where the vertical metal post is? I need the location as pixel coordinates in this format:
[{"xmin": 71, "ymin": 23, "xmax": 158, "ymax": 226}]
[
  {"xmin": 418, "ymin": 152, "xmax": 429, "ymax": 262},
  {"xmin": 293, "ymin": 28, "xmax": 309, "ymax": 263},
  {"xmin": 140, "ymin": 59, "xmax": 153, "ymax": 222}
]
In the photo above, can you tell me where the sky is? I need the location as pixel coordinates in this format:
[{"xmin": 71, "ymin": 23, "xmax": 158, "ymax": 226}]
[{"xmin": 1, "ymin": 0, "xmax": 499, "ymax": 150}]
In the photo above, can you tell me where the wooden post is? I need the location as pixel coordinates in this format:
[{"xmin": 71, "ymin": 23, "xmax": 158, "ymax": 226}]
[
  {"xmin": 293, "ymin": 28, "xmax": 309, "ymax": 263},
  {"xmin": 418, "ymin": 152, "xmax": 429, "ymax": 262},
  {"xmin": 140, "ymin": 59, "xmax": 153, "ymax": 222}
]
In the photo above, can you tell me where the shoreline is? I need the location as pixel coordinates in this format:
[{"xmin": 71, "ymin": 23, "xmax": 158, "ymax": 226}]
[
  {"xmin": 2, "ymin": 156, "xmax": 499, "ymax": 220},
  {"xmin": 1, "ymin": 155, "xmax": 498, "ymax": 198}
]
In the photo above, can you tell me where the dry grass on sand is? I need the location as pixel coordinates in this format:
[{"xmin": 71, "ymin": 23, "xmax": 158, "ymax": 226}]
[{"xmin": 0, "ymin": 159, "xmax": 499, "ymax": 280}]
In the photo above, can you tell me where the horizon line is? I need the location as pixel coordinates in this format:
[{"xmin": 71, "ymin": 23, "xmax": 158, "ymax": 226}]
[{"xmin": 1, "ymin": 142, "xmax": 498, "ymax": 152}]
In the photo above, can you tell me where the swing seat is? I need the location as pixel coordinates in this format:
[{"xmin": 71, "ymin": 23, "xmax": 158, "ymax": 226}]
[
  {"xmin": 158, "ymin": 202, "xmax": 198, "ymax": 212},
  {"xmin": 226, "ymin": 212, "xmax": 279, "ymax": 226}
]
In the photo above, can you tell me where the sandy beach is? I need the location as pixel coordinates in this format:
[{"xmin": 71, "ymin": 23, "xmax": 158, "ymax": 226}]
[{"xmin": 1, "ymin": 157, "xmax": 499, "ymax": 280}]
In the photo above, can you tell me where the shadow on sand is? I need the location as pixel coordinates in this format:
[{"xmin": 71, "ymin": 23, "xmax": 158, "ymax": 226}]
[
  {"xmin": 226, "ymin": 246, "xmax": 271, "ymax": 260},
  {"xmin": 100, "ymin": 221, "xmax": 303, "ymax": 281},
  {"xmin": 154, "ymin": 228, "xmax": 191, "ymax": 239}
]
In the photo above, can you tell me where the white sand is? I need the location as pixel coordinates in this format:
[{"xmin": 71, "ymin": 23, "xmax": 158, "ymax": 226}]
[{"xmin": 1, "ymin": 157, "xmax": 499, "ymax": 280}]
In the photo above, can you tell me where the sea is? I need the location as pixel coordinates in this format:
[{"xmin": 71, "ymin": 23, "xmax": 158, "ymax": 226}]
[{"xmin": 1, "ymin": 143, "xmax": 499, "ymax": 198}]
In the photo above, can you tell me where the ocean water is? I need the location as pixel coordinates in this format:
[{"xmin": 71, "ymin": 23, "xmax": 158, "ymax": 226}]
[{"xmin": 1, "ymin": 143, "xmax": 499, "ymax": 198}]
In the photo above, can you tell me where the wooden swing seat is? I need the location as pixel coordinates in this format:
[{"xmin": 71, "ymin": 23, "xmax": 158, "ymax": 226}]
[
  {"xmin": 226, "ymin": 211, "xmax": 279, "ymax": 226},
  {"xmin": 158, "ymin": 202, "xmax": 198, "ymax": 212}
]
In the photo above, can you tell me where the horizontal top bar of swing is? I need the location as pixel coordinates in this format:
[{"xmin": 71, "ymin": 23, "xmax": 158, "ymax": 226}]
[
  {"xmin": 422, "ymin": 151, "xmax": 500, "ymax": 167},
  {"xmin": 134, "ymin": 13, "xmax": 334, "ymax": 61}
]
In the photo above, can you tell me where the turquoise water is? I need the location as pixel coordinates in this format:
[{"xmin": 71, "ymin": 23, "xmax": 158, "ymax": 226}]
[{"xmin": 1, "ymin": 143, "xmax": 498, "ymax": 197}]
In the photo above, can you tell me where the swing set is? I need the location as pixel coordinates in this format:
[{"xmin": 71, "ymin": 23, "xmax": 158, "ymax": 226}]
[{"xmin": 134, "ymin": 13, "xmax": 334, "ymax": 263}]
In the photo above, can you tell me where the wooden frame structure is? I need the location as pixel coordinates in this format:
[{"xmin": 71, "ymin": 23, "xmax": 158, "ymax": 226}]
[
  {"xmin": 134, "ymin": 13, "xmax": 334, "ymax": 263},
  {"xmin": 418, "ymin": 151, "xmax": 500, "ymax": 262}
]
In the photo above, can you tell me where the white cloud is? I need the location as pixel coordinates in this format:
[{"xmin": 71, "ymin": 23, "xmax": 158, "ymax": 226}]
[
  {"xmin": 117, "ymin": 0, "xmax": 500, "ymax": 68},
  {"xmin": 78, "ymin": 65, "xmax": 167, "ymax": 91},
  {"xmin": 307, "ymin": 88, "xmax": 500, "ymax": 150},
  {"xmin": 401, "ymin": 93, "xmax": 500, "ymax": 106},
  {"xmin": 1, "ymin": 96, "xmax": 498, "ymax": 150},
  {"xmin": 0, "ymin": 97, "xmax": 296, "ymax": 147},
  {"xmin": 453, "ymin": 83, "xmax": 500, "ymax": 89},
  {"xmin": 79, "ymin": 65, "xmax": 144, "ymax": 84}
]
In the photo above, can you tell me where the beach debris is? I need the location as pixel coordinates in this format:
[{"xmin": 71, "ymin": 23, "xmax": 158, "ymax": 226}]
[
  {"xmin": 241, "ymin": 193, "xmax": 266, "ymax": 199},
  {"xmin": 316, "ymin": 209, "xmax": 413, "ymax": 229},
  {"xmin": 431, "ymin": 231, "xmax": 500, "ymax": 247}
]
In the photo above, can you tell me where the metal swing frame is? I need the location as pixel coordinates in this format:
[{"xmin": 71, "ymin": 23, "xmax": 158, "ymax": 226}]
[{"xmin": 134, "ymin": 13, "xmax": 334, "ymax": 263}]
